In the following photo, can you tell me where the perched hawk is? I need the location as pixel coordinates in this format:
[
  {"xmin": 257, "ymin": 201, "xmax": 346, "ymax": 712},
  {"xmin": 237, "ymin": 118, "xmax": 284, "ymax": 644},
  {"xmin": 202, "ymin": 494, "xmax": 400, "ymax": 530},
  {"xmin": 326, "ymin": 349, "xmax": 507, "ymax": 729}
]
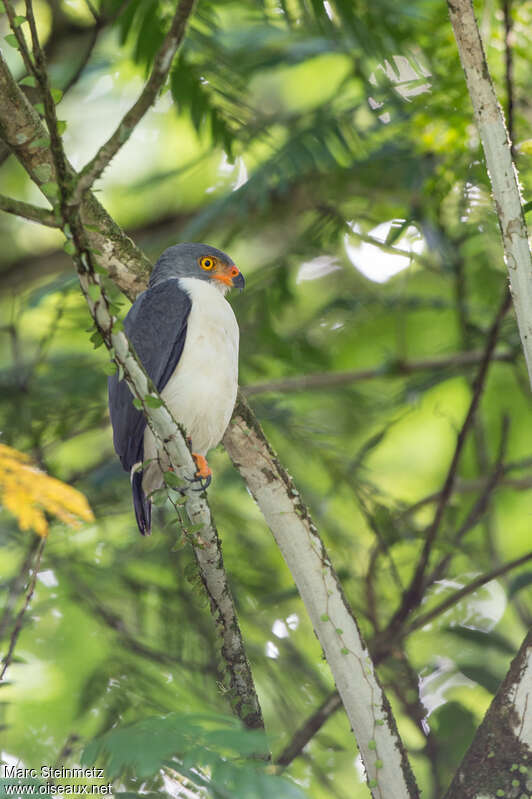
[{"xmin": 108, "ymin": 243, "xmax": 244, "ymax": 535}]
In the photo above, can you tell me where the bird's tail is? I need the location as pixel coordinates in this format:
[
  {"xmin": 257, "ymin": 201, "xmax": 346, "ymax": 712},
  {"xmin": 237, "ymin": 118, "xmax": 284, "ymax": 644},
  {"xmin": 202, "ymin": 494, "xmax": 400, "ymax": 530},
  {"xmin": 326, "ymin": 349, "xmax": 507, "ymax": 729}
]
[{"xmin": 131, "ymin": 469, "xmax": 151, "ymax": 535}]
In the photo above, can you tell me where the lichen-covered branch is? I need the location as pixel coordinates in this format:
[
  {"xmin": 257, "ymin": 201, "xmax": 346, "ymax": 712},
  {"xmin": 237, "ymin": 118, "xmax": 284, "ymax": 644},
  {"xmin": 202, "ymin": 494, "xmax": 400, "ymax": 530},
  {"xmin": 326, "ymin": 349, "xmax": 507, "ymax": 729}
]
[
  {"xmin": 0, "ymin": 28, "xmax": 263, "ymax": 732},
  {"xmin": 443, "ymin": 627, "xmax": 532, "ymax": 799},
  {"xmin": 0, "ymin": 49, "xmax": 152, "ymax": 299},
  {"xmin": 223, "ymin": 394, "xmax": 419, "ymax": 799},
  {"xmin": 447, "ymin": 0, "xmax": 532, "ymax": 384},
  {"xmin": 76, "ymin": 265, "xmax": 265, "ymax": 732},
  {"xmin": 71, "ymin": 0, "xmax": 196, "ymax": 204},
  {"xmin": 0, "ymin": 193, "xmax": 58, "ymax": 227}
]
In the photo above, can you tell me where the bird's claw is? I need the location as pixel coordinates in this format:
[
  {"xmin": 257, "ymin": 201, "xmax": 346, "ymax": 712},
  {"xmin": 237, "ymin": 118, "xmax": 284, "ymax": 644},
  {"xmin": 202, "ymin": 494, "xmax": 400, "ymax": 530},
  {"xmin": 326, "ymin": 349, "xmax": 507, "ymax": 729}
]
[
  {"xmin": 188, "ymin": 453, "xmax": 212, "ymax": 491},
  {"xmin": 189, "ymin": 473, "xmax": 212, "ymax": 491}
]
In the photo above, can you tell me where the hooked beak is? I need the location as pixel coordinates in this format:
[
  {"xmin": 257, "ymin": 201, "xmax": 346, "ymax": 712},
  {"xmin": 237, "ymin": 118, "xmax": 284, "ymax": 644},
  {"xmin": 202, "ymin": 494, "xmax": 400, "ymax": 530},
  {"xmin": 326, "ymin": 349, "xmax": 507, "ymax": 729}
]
[{"xmin": 232, "ymin": 270, "xmax": 245, "ymax": 292}]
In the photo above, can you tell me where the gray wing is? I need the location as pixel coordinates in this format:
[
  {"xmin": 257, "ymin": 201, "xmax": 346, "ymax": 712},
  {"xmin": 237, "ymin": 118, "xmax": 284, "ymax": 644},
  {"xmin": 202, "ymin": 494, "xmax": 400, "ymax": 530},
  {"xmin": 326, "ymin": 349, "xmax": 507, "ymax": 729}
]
[{"xmin": 108, "ymin": 279, "xmax": 192, "ymax": 472}]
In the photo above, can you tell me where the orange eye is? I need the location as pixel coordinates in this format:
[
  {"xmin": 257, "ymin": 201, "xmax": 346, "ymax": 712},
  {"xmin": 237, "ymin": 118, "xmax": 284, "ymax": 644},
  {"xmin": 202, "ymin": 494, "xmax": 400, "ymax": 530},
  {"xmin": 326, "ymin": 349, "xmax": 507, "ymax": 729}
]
[{"xmin": 200, "ymin": 256, "xmax": 215, "ymax": 271}]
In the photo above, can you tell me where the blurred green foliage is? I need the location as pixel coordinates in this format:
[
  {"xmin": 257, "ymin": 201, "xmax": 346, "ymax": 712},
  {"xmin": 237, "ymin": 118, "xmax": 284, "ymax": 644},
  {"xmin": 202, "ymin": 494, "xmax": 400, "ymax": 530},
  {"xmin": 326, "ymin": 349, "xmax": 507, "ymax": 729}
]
[{"xmin": 1, "ymin": 0, "xmax": 532, "ymax": 797}]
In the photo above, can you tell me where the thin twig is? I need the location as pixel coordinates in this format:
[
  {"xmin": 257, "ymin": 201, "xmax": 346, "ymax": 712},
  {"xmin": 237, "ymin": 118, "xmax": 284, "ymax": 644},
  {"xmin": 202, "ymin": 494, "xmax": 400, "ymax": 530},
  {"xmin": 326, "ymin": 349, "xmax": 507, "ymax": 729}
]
[
  {"xmin": 502, "ymin": 0, "xmax": 516, "ymax": 161},
  {"xmin": 426, "ymin": 416, "xmax": 509, "ymax": 588},
  {"xmin": 71, "ymin": 0, "xmax": 196, "ymax": 204},
  {"xmin": 4, "ymin": 0, "xmax": 35, "ymax": 77},
  {"xmin": 0, "ymin": 193, "xmax": 59, "ymax": 227},
  {"xmin": 61, "ymin": 25, "xmax": 100, "ymax": 95},
  {"xmin": 243, "ymin": 348, "xmax": 515, "ymax": 395},
  {"xmin": 405, "ymin": 549, "xmax": 532, "ymax": 637},
  {"xmin": 25, "ymin": 0, "xmax": 69, "ymax": 199},
  {"xmin": 385, "ymin": 289, "xmax": 512, "ymax": 634},
  {"xmin": 0, "ymin": 536, "xmax": 46, "ymax": 681},
  {"xmin": 275, "ymin": 691, "xmax": 342, "ymax": 767},
  {"xmin": 0, "ymin": 537, "xmax": 40, "ymax": 642},
  {"xmin": 65, "ymin": 569, "xmax": 213, "ymax": 672}
]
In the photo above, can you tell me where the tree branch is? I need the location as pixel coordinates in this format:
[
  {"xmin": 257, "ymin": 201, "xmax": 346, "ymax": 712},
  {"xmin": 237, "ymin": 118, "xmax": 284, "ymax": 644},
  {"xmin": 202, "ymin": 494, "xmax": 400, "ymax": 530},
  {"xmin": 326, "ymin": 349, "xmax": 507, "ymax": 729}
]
[
  {"xmin": 0, "ymin": 49, "xmax": 153, "ymax": 298},
  {"xmin": 502, "ymin": 0, "xmax": 516, "ymax": 161},
  {"xmin": 447, "ymin": 0, "xmax": 532, "ymax": 384},
  {"xmin": 405, "ymin": 549, "xmax": 532, "ymax": 637},
  {"xmin": 443, "ymin": 626, "xmax": 532, "ymax": 799},
  {"xmin": 0, "ymin": 39, "xmax": 264, "ymax": 730},
  {"xmin": 0, "ymin": 193, "xmax": 59, "ymax": 227},
  {"xmin": 76, "ymin": 250, "xmax": 265, "ymax": 730},
  {"xmin": 0, "ymin": 536, "xmax": 41, "ymax": 643},
  {"xmin": 275, "ymin": 691, "xmax": 342, "ymax": 767},
  {"xmin": 0, "ymin": 535, "xmax": 46, "ymax": 682},
  {"xmin": 384, "ymin": 289, "xmax": 511, "ymax": 634},
  {"xmin": 243, "ymin": 349, "xmax": 516, "ymax": 395},
  {"xmin": 224, "ymin": 393, "xmax": 420, "ymax": 799},
  {"xmin": 71, "ymin": 0, "xmax": 196, "ymax": 204}
]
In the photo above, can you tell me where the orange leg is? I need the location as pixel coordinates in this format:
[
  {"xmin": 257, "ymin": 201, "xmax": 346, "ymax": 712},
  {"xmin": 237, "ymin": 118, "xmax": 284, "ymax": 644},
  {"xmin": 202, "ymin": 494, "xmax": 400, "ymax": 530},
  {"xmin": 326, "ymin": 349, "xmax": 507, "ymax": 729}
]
[{"xmin": 191, "ymin": 452, "xmax": 212, "ymax": 488}]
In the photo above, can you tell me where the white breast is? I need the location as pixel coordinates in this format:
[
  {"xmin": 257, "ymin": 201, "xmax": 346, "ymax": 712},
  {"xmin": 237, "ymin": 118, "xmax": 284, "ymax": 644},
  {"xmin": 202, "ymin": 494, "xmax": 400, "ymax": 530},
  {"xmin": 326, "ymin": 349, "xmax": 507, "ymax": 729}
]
[{"xmin": 142, "ymin": 277, "xmax": 239, "ymax": 495}]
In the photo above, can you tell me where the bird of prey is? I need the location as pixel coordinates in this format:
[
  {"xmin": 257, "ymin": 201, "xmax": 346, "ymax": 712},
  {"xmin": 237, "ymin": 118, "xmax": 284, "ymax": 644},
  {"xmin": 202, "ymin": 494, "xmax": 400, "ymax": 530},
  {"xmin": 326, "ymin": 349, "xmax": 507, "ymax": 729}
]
[{"xmin": 108, "ymin": 243, "xmax": 245, "ymax": 535}]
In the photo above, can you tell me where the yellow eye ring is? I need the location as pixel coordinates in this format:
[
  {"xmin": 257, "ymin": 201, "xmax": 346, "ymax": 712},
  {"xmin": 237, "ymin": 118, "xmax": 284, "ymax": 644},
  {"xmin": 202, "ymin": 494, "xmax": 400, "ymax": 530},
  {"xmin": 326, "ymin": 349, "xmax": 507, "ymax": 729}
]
[{"xmin": 200, "ymin": 256, "xmax": 215, "ymax": 271}]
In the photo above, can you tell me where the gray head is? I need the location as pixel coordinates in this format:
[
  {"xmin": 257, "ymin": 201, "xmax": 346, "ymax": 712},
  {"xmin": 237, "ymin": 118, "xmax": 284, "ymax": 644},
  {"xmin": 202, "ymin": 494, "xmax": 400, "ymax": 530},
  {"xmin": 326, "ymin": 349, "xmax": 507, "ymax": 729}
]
[{"xmin": 149, "ymin": 242, "xmax": 245, "ymax": 293}]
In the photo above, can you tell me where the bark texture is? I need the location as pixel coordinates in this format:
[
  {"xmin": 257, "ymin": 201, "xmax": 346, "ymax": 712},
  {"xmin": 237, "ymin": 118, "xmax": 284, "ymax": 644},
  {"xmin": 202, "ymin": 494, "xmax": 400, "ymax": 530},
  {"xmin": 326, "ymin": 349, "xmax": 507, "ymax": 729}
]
[
  {"xmin": 224, "ymin": 394, "xmax": 420, "ymax": 799},
  {"xmin": 443, "ymin": 629, "xmax": 532, "ymax": 799},
  {"xmin": 447, "ymin": 0, "xmax": 532, "ymax": 384}
]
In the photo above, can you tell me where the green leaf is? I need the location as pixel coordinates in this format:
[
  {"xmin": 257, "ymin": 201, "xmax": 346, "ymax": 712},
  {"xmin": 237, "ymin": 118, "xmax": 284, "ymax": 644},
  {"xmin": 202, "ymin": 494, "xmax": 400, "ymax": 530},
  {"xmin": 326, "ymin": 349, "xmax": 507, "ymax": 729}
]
[
  {"xmin": 51, "ymin": 87, "xmax": 63, "ymax": 103},
  {"xmin": 20, "ymin": 75, "xmax": 37, "ymax": 87},
  {"xmin": 4, "ymin": 33, "xmax": 19, "ymax": 48},
  {"xmin": 144, "ymin": 394, "xmax": 163, "ymax": 408},
  {"xmin": 150, "ymin": 488, "xmax": 168, "ymax": 507},
  {"xmin": 103, "ymin": 361, "xmax": 117, "ymax": 376},
  {"xmin": 34, "ymin": 102, "xmax": 45, "ymax": 114},
  {"xmin": 133, "ymin": 398, "xmax": 142, "ymax": 410},
  {"xmin": 63, "ymin": 240, "xmax": 76, "ymax": 256},
  {"xmin": 87, "ymin": 283, "xmax": 101, "ymax": 301},
  {"xmin": 523, "ymin": 200, "xmax": 532, "ymax": 215},
  {"xmin": 89, "ymin": 330, "xmax": 104, "ymax": 348},
  {"xmin": 41, "ymin": 181, "xmax": 59, "ymax": 197},
  {"xmin": 56, "ymin": 120, "xmax": 67, "ymax": 135},
  {"xmin": 164, "ymin": 471, "xmax": 184, "ymax": 489},
  {"xmin": 81, "ymin": 713, "xmax": 300, "ymax": 796},
  {"xmin": 29, "ymin": 136, "xmax": 50, "ymax": 150},
  {"xmin": 13, "ymin": 15, "xmax": 26, "ymax": 26}
]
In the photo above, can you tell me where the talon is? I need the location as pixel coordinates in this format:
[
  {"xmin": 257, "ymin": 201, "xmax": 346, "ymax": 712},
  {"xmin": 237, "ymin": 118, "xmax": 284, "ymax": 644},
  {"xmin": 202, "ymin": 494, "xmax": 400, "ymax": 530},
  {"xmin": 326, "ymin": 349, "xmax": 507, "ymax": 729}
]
[{"xmin": 191, "ymin": 453, "xmax": 212, "ymax": 490}]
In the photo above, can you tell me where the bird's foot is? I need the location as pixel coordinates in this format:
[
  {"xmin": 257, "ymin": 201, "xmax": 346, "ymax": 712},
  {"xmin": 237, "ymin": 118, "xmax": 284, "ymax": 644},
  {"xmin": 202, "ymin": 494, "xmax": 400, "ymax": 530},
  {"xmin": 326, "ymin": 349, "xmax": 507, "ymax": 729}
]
[{"xmin": 190, "ymin": 453, "xmax": 212, "ymax": 490}]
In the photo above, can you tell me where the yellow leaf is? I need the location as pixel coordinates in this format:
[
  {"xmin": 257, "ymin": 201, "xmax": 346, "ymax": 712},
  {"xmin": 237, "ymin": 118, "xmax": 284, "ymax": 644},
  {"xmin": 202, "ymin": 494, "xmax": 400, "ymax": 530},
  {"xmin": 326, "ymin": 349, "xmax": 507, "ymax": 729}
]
[{"xmin": 0, "ymin": 443, "xmax": 94, "ymax": 537}]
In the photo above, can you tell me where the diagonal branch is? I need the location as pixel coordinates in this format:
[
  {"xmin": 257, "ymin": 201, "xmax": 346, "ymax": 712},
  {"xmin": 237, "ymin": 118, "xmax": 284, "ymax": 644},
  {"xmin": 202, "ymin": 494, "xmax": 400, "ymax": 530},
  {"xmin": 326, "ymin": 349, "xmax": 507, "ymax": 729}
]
[
  {"xmin": 243, "ymin": 349, "xmax": 516, "ymax": 395},
  {"xmin": 0, "ymin": 536, "xmax": 41, "ymax": 643},
  {"xmin": 0, "ymin": 193, "xmax": 58, "ymax": 227},
  {"xmin": 76, "ymin": 259, "xmax": 265, "ymax": 732},
  {"xmin": 0, "ymin": 535, "xmax": 46, "ymax": 682},
  {"xmin": 443, "ymin": 625, "xmax": 532, "ymax": 799},
  {"xmin": 71, "ymin": 0, "xmax": 196, "ymax": 205},
  {"xmin": 447, "ymin": 0, "xmax": 532, "ymax": 385},
  {"xmin": 0, "ymin": 49, "xmax": 153, "ymax": 298},
  {"xmin": 384, "ymin": 288, "xmax": 511, "ymax": 635},
  {"xmin": 275, "ymin": 691, "xmax": 342, "ymax": 767},
  {"xmin": 405, "ymin": 549, "xmax": 532, "ymax": 638},
  {"xmin": 3, "ymin": 13, "xmax": 264, "ymax": 733},
  {"xmin": 224, "ymin": 393, "xmax": 420, "ymax": 799}
]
